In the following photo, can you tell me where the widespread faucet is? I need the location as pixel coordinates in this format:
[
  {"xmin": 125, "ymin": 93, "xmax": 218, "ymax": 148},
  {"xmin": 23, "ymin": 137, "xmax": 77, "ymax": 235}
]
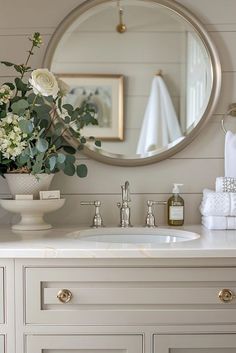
[{"xmin": 117, "ymin": 181, "xmax": 132, "ymax": 227}]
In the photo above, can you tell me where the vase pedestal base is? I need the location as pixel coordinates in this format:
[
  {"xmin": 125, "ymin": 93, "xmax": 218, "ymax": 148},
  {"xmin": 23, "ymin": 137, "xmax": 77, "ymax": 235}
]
[{"xmin": 0, "ymin": 199, "xmax": 65, "ymax": 231}]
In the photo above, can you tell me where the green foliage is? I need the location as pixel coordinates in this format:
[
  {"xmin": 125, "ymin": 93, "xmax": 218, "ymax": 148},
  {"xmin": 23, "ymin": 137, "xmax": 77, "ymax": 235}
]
[
  {"xmin": 11, "ymin": 99, "xmax": 29, "ymax": 115},
  {"xmin": 0, "ymin": 32, "xmax": 101, "ymax": 178}
]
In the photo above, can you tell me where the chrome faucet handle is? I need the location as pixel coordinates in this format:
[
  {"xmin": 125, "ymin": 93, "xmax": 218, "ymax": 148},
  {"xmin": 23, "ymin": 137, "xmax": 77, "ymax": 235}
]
[
  {"xmin": 145, "ymin": 200, "xmax": 167, "ymax": 228},
  {"xmin": 80, "ymin": 200, "xmax": 104, "ymax": 228}
]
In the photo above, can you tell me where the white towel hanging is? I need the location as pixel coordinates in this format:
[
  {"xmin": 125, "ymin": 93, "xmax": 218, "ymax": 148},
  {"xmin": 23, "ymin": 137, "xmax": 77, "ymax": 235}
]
[
  {"xmin": 136, "ymin": 75, "xmax": 182, "ymax": 155},
  {"xmin": 225, "ymin": 131, "xmax": 236, "ymax": 178}
]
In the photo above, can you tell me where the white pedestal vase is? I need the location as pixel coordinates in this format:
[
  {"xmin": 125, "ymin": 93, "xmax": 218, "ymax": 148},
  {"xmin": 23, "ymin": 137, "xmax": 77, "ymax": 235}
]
[
  {"xmin": 0, "ymin": 199, "xmax": 65, "ymax": 230},
  {"xmin": 4, "ymin": 173, "xmax": 54, "ymax": 199}
]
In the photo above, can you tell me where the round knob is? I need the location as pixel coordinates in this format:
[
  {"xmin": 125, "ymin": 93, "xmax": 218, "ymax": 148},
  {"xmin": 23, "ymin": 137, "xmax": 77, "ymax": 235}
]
[
  {"xmin": 57, "ymin": 289, "xmax": 72, "ymax": 303},
  {"xmin": 219, "ymin": 289, "xmax": 235, "ymax": 303}
]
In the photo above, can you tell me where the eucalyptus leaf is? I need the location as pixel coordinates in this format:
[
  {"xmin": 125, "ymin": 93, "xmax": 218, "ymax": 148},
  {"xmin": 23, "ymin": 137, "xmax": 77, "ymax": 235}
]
[
  {"xmin": 64, "ymin": 161, "xmax": 75, "ymax": 176},
  {"xmin": 49, "ymin": 155, "xmax": 56, "ymax": 171},
  {"xmin": 19, "ymin": 119, "xmax": 33, "ymax": 134},
  {"xmin": 57, "ymin": 153, "xmax": 66, "ymax": 164},
  {"xmin": 0, "ymin": 111, "xmax": 6, "ymax": 119},
  {"xmin": 65, "ymin": 155, "xmax": 76, "ymax": 164},
  {"xmin": 63, "ymin": 146, "xmax": 76, "ymax": 154},
  {"xmin": 14, "ymin": 77, "xmax": 29, "ymax": 92},
  {"xmin": 16, "ymin": 154, "xmax": 29, "ymax": 166},
  {"xmin": 11, "ymin": 99, "xmax": 29, "ymax": 115},
  {"xmin": 32, "ymin": 152, "xmax": 45, "ymax": 174},
  {"xmin": 33, "ymin": 104, "xmax": 51, "ymax": 118},
  {"xmin": 36, "ymin": 138, "xmax": 49, "ymax": 153},
  {"xmin": 77, "ymin": 164, "xmax": 88, "ymax": 178}
]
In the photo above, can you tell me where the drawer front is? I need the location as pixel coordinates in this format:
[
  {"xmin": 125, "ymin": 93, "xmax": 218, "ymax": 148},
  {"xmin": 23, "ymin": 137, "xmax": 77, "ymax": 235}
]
[
  {"xmin": 25, "ymin": 267, "xmax": 236, "ymax": 325},
  {"xmin": 154, "ymin": 334, "xmax": 236, "ymax": 352},
  {"xmin": 0, "ymin": 268, "xmax": 4, "ymax": 324},
  {"xmin": 26, "ymin": 334, "xmax": 143, "ymax": 353}
]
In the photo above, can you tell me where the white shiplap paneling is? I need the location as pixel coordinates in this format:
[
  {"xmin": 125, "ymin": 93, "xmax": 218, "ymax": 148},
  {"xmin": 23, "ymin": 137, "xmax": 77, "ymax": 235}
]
[{"xmin": 0, "ymin": 0, "xmax": 234, "ymax": 227}]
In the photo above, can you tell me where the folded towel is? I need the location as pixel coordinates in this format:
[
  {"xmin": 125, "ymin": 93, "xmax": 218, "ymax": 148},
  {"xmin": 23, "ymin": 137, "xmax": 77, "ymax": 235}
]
[
  {"xmin": 202, "ymin": 216, "xmax": 236, "ymax": 229},
  {"xmin": 216, "ymin": 177, "xmax": 236, "ymax": 193},
  {"xmin": 225, "ymin": 131, "xmax": 236, "ymax": 178},
  {"xmin": 199, "ymin": 189, "xmax": 236, "ymax": 216}
]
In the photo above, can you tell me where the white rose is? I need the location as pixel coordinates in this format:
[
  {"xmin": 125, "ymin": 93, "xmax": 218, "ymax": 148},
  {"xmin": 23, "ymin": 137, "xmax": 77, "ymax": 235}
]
[{"xmin": 29, "ymin": 69, "xmax": 59, "ymax": 98}]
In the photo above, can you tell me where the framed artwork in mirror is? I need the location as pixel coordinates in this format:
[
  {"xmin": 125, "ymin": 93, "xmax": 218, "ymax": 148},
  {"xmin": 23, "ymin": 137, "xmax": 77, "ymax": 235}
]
[{"xmin": 57, "ymin": 74, "xmax": 124, "ymax": 140}]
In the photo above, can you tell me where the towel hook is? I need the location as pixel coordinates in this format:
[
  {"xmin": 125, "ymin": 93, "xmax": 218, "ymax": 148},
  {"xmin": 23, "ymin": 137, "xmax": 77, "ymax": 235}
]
[
  {"xmin": 156, "ymin": 70, "xmax": 163, "ymax": 77},
  {"xmin": 221, "ymin": 103, "xmax": 236, "ymax": 134}
]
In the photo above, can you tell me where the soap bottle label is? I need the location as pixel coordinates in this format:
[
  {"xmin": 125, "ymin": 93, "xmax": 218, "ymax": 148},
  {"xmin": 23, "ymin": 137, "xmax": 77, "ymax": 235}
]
[{"xmin": 169, "ymin": 206, "xmax": 184, "ymax": 220}]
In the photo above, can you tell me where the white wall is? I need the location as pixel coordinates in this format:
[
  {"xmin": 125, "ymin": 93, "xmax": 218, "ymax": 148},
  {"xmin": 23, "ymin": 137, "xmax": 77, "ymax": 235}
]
[{"xmin": 0, "ymin": 0, "xmax": 235, "ymax": 227}]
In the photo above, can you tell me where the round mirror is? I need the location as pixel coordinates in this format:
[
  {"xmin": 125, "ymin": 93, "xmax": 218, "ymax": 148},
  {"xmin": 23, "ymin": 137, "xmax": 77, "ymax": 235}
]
[{"xmin": 43, "ymin": 0, "xmax": 221, "ymax": 166}]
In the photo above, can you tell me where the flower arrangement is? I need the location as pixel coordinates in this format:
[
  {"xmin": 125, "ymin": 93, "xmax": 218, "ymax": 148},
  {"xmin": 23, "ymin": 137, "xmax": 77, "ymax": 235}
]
[{"xmin": 0, "ymin": 32, "xmax": 100, "ymax": 178}]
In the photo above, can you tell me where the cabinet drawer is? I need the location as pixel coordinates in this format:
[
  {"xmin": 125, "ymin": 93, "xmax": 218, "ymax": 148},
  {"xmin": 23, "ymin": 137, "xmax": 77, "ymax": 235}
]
[
  {"xmin": 26, "ymin": 334, "xmax": 143, "ymax": 353},
  {"xmin": 154, "ymin": 334, "xmax": 236, "ymax": 352},
  {"xmin": 25, "ymin": 267, "xmax": 236, "ymax": 325}
]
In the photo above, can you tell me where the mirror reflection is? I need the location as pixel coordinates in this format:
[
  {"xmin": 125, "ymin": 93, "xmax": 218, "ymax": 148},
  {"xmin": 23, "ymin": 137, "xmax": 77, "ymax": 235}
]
[{"xmin": 48, "ymin": 0, "xmax": 214, "ymax": 159}]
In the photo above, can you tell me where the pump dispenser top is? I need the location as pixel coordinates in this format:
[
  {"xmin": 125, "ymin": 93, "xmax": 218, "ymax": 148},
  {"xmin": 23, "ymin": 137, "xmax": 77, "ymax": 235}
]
[{"xmin": 172, "ymin": 183, "xmax": 183, "ymax": 194}]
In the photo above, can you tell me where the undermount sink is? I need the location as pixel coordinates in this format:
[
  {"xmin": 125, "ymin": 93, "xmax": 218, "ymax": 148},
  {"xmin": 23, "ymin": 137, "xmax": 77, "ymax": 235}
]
[{"xmin": 68, "ymin": 227, "xmax": 200, "ymax": 244}]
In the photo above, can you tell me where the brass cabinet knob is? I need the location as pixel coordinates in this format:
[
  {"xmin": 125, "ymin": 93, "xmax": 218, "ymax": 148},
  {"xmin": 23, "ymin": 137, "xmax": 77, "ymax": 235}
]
[
  {"xmin": 57, "ymin": 289, "xmax": 72, "ymax": 303},
  {"xmin": 218, "ymin": 289, "xmax": 235, "ymax": 303}
]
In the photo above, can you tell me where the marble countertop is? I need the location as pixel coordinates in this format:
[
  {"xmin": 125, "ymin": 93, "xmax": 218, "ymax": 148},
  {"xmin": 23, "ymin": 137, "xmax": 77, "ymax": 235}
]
[{"xmin": 0, "ymin": 225, "xmax": 235, "ymax": 258}]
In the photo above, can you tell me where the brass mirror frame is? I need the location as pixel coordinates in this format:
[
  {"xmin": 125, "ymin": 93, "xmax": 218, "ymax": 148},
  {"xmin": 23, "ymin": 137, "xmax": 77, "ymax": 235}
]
[{"xmin": 43, "ymin": 0, "xmax": 221, "ymax": 166}]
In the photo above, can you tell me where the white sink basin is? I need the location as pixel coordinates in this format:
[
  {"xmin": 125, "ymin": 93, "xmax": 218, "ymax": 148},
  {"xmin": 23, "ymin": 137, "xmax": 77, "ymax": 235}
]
[{"xmin": 68, "ymin": 227, "xmax": 200, "ymax": 244}]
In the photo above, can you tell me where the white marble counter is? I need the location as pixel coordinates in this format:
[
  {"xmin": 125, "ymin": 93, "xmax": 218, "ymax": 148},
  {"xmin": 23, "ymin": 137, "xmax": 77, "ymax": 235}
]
[{"xmin": 0, "ymin": 225, "xmax": 235, "ymax": 258}]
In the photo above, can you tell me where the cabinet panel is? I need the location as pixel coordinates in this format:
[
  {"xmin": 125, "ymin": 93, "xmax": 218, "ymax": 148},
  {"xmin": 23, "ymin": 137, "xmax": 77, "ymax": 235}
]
[
  {"xmin": 26, "ymin": 334, "xmax": 143, "ymax": 353},
  {"xmin": 0, "ymin": 336, "xmax": 4, "ymax": 353},
  {"xmin": 25, "ymin": 267, "xmax": 236, "ymax": 325},
  {"xmin": 154, "ymin": 334, "xmax": 236, "ymax": 353}
]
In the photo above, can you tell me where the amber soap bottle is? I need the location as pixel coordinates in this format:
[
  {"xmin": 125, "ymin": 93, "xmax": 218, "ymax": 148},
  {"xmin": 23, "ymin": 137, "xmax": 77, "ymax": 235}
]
[{"xmin": 168, "ymin": 183, "xmax": 184, "ymax": 226}]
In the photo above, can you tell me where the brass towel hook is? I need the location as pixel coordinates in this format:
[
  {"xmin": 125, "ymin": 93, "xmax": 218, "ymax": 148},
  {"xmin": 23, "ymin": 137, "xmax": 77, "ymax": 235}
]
[
  {"xmin": 221, "ymin": 103, "xmax": 236, "ymax": 134},
  {"xmin": 156, "ymin": 70, "xmax": 163, "ymax": 77}
]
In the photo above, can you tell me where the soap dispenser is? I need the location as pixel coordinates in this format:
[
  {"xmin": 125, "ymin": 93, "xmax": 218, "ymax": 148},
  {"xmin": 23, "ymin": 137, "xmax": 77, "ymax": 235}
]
[{"xmin": 167, "ymin": 183, "xmax": 184, "ymax": 226}]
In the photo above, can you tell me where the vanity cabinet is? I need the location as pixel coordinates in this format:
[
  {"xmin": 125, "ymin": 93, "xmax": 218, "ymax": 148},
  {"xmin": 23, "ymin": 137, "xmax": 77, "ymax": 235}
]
[{"xmin": 10, "ymin": 259, "xmax": 236, "ymax": 353}]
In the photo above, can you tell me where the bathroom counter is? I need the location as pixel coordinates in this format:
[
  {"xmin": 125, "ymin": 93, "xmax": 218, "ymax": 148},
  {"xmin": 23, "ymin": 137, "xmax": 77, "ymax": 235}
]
[{"xmin": 0, "ymin": 225, "xmax": 235, "ymax": 258}]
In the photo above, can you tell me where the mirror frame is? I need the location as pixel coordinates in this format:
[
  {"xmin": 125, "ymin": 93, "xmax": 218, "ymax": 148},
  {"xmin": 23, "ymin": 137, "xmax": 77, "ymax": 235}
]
[{"xmin": 43, "ymin": 0, "xmax": 221, "ymax": 166}]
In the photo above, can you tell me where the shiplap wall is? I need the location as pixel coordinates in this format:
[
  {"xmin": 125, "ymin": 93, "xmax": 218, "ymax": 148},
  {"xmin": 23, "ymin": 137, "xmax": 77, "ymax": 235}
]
[
  {"xmin": 0, "ymin": 0, "xmax": 235, "ymax": 227},
  {"xmin": 52, "ymin": 4, "xmax": 185, "ymax": 154}
]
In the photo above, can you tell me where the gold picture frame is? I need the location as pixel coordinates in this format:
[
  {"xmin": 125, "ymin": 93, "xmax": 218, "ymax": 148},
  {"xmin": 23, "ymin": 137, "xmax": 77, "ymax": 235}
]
[{"xmin": 57, "ymin": 74, "xmax": 124, "ymax": 141}]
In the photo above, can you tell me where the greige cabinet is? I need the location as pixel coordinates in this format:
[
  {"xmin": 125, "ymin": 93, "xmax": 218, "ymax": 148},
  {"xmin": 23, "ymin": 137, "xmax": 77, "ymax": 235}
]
[
  {"xmin": 154, "ymin": 334, "xmax": 236, "ymax": 353},
  {"xmin": 11, "ymin": 259, "xmax": 236, "ymax": 353},
  {"xmin": 26, "ymin": 334, "xmax": 143, "ymax": 353}
]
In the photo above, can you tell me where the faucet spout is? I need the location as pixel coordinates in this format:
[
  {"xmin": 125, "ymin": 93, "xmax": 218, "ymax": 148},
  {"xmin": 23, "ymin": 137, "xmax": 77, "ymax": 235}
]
[{"xmin": 118, "ymin": 181, "xmax": 132, "ymax": 227}]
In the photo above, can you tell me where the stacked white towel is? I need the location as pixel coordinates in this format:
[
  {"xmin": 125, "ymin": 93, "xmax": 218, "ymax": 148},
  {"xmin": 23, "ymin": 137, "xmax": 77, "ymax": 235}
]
[
  {"xmin": 202, "ymin": 216, "xmax": 236, "ymax": 230},
  {"xmin": 200, "ymin": 189, "xmax": 236, "ymax": 216},
  {"xmin": 200, "ymin": 130, "xmax": 236, "ymax": 229},
  {"xmin": 200, "ymin": 189, "xmax": 236, "ymax": 229}
]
